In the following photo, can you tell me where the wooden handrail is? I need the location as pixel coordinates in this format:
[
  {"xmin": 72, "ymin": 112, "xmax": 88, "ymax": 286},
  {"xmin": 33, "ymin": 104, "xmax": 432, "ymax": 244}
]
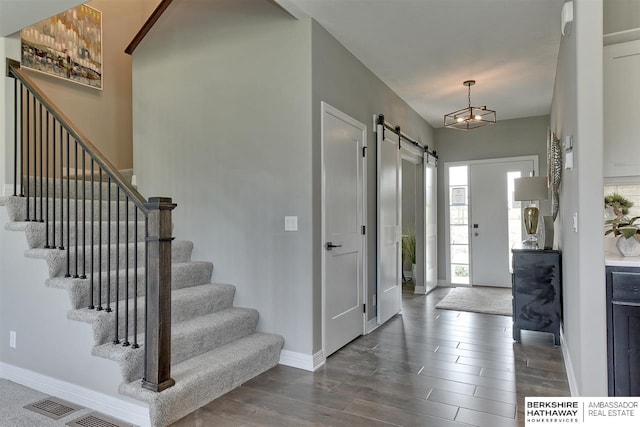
[
  {"xmin": 125, "ymin": 0, "xmax": 174, "ymax": 55},
  {"xmin": 8, "ymin": 64, "xmax": 149, "ymax": 215}
]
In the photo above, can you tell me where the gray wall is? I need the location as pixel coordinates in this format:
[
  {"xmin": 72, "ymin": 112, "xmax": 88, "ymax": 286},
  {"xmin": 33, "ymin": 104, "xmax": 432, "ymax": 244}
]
[
  {"xmin": 550, "ymin": 0, "xmax": 606, "ymax": 396},
  {"xmin": 132, "ymin": 0, "xmax": 314, "ymax": 355},
  {"xmin": 434, "ymin": 115, "xmax": 550, "ymax": 282},
  {"xmin": 604, "ymin": 0, "xmax": 640, "ymax": 34},
  {"xmin": 311, "ymin": 20, "xmax": 435, "ymax": 332},
  {"xmin": 0, "ymin": 209, "xmax": 124, "ymax": 397}
]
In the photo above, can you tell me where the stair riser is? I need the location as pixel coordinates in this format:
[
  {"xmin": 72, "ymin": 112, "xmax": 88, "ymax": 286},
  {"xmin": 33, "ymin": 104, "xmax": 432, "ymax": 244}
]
[
  {"xmin": 9, "ymin": 197, "xmax": 139, "ymax": 223},
  {"xmin": 24, "ymin": 176, "xmax": 131, "ymax": 202},
  {"xmin": 171, "ymin": 310, "xmax": 259, "ymax": 367},
  {"xmin": 79, "ymin": 284, "xmax": 236, "ymax": 345},
  {"xmin": 49, "ymin": 261, "xmax": 213, "ymax": 308},
  {"xmin": 36, "ymin": 241, "xmax": 192, "ymax": 278},
  {"xmin": 115, "ymin": 309, "xmax": 259, "ymax": 382},
  {"xmin": 24, "ymin": 221, "xmax": 146, "ymax": 249}
]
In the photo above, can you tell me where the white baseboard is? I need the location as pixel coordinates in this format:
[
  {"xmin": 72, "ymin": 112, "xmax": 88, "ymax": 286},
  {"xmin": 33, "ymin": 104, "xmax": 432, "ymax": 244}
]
[
  {"xmin": 0, "ymin": 362, "xmax": 150, "ymax": 426},
  {"xmin": 438, "ymin": 279, "xmax": 449, "ymax": 286},
  {"xmin": 559, "ymin": 327, "xmax": 579, "ymax": 396},
  {"xmin": 414, "ymin": 285, "xmax": 426, "ymax": 294},
  {"xmin": 366, "ymin": 317, "xmax": 380, "ymax": 334},
  {"xmin": 279, "ymin": 350, "xmax": 325, "ymax": 372}
]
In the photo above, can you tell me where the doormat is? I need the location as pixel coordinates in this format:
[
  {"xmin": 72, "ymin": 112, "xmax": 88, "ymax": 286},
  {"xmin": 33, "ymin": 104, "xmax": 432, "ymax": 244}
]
[{"xmin": 435, "ymin": 287, "xmax": 512, "ymax": 316}]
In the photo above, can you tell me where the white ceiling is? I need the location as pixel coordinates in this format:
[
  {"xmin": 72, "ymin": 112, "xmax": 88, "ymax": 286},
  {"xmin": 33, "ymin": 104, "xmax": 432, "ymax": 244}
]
[
  {"xmin": 0, "ymin": 0, "xmax": 84, "ymax": 37},
  {"xmin": 2, "ymin": 0, "xmax": 565, "ymax": 129},
  {"xmin": 278, "ymin": 0, "xmax": 565, "ymax": 128}
]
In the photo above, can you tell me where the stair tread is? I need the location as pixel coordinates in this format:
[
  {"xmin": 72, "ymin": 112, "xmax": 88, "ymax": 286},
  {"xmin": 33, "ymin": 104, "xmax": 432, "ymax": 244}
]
[
  {"xmin": 25, "ymin": 239, "xmax": 192, "ymax": 254},
  {"xmin": 93, "ymin": 306, "xmax": 258, "ymax": 355},
  {"xmin": 119, "ymin": 332, "xmax": 283, "ymax": 426},
  {"xmin": 46, "ymin": 260, "xmax": 212, "ymax": 283},
  {"xmin": 67, "ymin": 282, "xmax": 236, "ymax": 324}
]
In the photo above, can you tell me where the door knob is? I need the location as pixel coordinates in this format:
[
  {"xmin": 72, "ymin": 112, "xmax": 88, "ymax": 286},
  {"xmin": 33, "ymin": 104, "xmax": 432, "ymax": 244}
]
[{"xmin": 326, "ymin": 242, "xmax": 342, "ymax": 250}]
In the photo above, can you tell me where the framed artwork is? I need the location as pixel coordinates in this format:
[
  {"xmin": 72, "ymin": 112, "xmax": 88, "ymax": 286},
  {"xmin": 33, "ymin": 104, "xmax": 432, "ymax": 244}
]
[{"xmin": 21, "ymin": 5, "xmax": 103, "ymax": 90}]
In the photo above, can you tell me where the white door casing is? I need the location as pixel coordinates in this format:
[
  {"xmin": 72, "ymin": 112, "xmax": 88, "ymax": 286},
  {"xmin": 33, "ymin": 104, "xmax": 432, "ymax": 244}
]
[
  {"xmin": 424, "ymin": 154, "xmax": 438, "ymax": 294},
  {"xmin": 469, "ymin": 158, "xmax": 536, "ymax": 287},
  {"xmin": 377, "ymin": 124, "xmax": 401, "ymax": 324},
  {"xmin": 321, "ymin": 102, "xmax": 366, "ymax": 357}
]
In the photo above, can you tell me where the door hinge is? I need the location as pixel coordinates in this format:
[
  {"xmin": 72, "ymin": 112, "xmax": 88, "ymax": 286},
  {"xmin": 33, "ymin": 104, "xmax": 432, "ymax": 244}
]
[
  {"xmin": 362, "ymin": 146, "xmax": 367, "ymax": 157},
  {"xmin": 363, "ymin": 304, "xmax": 366, "ymax": 313},
  {"xmin": 361, "ymin": 225, "xmax": 366, "ymax": 235}
]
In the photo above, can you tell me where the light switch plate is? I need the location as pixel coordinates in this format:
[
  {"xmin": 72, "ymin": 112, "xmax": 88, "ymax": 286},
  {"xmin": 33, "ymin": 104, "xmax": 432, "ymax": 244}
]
[
  {"xmin": 565, "ymin": 151, "xmax": 574, "ymax": 170},
  {"xmin": 284, "ymin": 216, "xmax": 298, "ymax": 232}
]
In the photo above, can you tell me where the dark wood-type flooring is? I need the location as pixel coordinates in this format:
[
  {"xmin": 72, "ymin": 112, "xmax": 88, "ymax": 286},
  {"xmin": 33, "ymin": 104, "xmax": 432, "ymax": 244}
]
[{"xmin": 170, "ymin": 285, "xmax": 570, "ymax": 426}]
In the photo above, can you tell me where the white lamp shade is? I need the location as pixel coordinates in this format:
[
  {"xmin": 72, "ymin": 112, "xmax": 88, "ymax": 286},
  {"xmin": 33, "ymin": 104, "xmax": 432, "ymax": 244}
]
[{"xmin": 514, "ymin": 176, "xmax": 549, "ymax": 201}]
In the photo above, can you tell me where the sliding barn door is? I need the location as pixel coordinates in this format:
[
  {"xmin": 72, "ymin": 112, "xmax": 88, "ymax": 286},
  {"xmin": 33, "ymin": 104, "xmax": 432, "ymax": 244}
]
[{"xmin": 377, "ymin": 124, "xmax": 402, "ymax": 325}]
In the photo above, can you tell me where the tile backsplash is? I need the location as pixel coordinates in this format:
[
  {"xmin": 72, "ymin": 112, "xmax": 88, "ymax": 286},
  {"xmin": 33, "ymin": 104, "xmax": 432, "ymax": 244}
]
[{"xmin": 604, "ymin": 183, "xmax": 640, "ymax": 217}]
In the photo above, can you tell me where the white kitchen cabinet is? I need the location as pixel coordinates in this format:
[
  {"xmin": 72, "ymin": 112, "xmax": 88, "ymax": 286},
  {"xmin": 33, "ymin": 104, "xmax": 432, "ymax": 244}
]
[{"xmin": 604, "ymin": 40, "xmax": 640, "ymax": 178}]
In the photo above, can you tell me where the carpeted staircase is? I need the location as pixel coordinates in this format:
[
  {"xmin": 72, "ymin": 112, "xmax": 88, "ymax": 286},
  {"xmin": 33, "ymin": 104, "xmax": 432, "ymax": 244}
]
[{"xmin": 1, "ymin": 173, "xmax": 284, "ymax": 426}]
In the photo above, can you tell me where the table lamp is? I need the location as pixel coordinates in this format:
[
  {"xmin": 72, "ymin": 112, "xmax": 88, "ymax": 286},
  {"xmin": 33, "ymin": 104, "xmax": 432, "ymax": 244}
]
[{"xmin": 514, "ymin": 176, "xmax": 549, "ymax": 249}]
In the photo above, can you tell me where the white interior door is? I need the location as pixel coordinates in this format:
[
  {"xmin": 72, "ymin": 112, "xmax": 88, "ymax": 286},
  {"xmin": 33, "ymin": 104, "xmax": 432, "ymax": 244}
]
[
  {"xmin": 424, "ymin": 154, "xmax": 438, "ymax": 293},
  {"xmin": 322, "ymin": 103, "xmax": 365, "ymax": 357},
  {"xmin": 377, "ymin": 125, "xmax": 401, "ymax": 324},
  {"xmin": 470, "ymin": 159, "xmax": 534, "ymax": 287}
]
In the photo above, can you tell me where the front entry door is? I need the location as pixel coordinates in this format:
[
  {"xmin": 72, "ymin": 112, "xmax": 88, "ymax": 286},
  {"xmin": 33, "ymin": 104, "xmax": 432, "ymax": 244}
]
[
  {"xmin": 322, "ymin": 102, "xmax": 365, "ymax": 357},
  {"xmin": 470, "ymin": 159, "xmax": 534, "ymax": 287}
]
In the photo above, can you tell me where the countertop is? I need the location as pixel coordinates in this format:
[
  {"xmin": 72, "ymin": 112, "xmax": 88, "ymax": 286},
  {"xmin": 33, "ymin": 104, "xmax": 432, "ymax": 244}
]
[{"xmin": 605, "ymin": 252, "xmax": 640, "ymax": 267}]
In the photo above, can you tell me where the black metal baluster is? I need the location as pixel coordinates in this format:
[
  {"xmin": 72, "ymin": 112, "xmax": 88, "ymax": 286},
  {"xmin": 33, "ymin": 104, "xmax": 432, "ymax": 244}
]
[
  {"xmin": 81, "ymin": 150, "xmax": 87, "ymax": 279},
  {"xmin": 89, "ymin": 158, "xmax": 94, "ymax": 309},
  {"xmin": 13, "ymin": 79, "xmax": 18, "ymax": 197},
  {"xmin": 143, "ymin": 215, "xmax": 149, "ymax": 378},
  {"xmin": 106, "ymin": 177, "xmax": 112, "ymax": 313},
  {"xmin": 132, "ymin": 208, "xmax": 139, "ymax": 349},
  {"xmin": 123, "ymin": 196, "xmax": 130, "ymax": 347},
  {"xmin": 52, "ymin": 121, "xmax": 57, "ymax": 247},
  {"xmin": 74, "ymin": 140, "xmax": 79, "ymax": 278},
  {"xmin": 25, "ymin": 93, "xmax": 30, "ymax": 221},
  {"xmin": 114, "ymin": 187, "xmax": 120, "ymax": 344},
  {"xmin": 39, "ymin": 104, "xmax": 43, "ymax": 223},
  {"xmin": 19, "ymin": 85, "xmax": 25, "ymax": 198},
  {"xmin": 58, "ymin": 125, "xmax": 64, "ymax": 250},
  {"xmin": 44, "ymin": 112, "xmax": 50, "ymax": 247},
  {"xmin": 65, "ymin": 132, "xmax": 71, "ymax": 277},
  {"xmin": 97, "ymin": 169, "xmax": 103, "ymax": 311},
  {"xmin": 32, "ymin": 97, "xmax": 37, "ymax": 221}
]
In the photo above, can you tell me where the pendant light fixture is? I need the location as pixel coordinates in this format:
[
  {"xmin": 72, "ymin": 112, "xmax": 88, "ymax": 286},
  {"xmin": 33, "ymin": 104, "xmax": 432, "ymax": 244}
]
[{"xmin": 444, "ymin": 80, "xmax": 496, "ymax": 130}]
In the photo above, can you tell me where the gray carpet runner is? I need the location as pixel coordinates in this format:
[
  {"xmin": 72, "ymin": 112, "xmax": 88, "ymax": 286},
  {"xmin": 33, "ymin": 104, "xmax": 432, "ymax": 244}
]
[{"xmin": 1, "ymin": 174, "xmax": 284, "ymax": 427}]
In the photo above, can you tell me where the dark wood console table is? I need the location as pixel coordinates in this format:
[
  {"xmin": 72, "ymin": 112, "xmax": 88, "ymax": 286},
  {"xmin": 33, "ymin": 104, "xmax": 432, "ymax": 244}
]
[{"xmin": 511, "ymin": 249, "xmax": 562, "ymax": 346}]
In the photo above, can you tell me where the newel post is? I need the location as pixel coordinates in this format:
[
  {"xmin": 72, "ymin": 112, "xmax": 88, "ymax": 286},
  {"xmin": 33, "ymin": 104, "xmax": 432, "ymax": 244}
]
[{"xmin": 142, "ymin": 197, "xmax": 176, "ymax": 392}]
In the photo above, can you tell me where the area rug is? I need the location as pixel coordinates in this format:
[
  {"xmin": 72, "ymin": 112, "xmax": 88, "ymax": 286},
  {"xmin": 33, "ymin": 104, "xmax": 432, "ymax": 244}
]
[{"xmin": 435, "ymin": 286, "xmax": 512, "ymax": 316}]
